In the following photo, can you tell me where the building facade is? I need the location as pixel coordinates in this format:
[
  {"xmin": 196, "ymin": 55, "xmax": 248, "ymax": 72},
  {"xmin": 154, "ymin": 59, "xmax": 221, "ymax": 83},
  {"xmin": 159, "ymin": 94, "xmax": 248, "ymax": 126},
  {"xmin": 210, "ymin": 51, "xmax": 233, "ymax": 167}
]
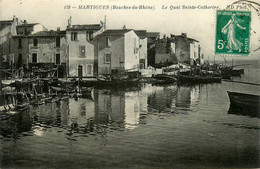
[
  {"xmin": 94, "ymin": 29, "xmax": 140, "ymax": 75},
  {"xmin": 0, "ymin": 16, "xmax": 22, "ymax": 71},
  {"xmin": 135, "ymin": 30, "xmax": 147, "ymax": 69},
  {"xmin": 170, "ymin": 33, "xmax": 201, "ymax": 65},
  {"xmin": 154, "ymin": 37, "xmax": 177, "ymax": 68},
  {"xmin": 66, "ymin": 19, "xmax": 105, "ymax": 77},
  {"xmin": 12, "ymin": 22, "xmax": 47, "ymax": 67},
  {"xmin": 146, "ymin": 32, "xmax": 160, "ymax": 67}
]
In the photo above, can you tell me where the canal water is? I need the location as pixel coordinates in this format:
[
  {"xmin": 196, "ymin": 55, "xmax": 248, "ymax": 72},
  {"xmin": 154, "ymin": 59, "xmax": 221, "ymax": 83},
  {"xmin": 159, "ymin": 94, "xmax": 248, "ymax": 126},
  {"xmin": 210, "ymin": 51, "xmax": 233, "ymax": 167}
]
[{"xmin": 1, "ymin": 60, "xmax": 260, "ymax": 169}]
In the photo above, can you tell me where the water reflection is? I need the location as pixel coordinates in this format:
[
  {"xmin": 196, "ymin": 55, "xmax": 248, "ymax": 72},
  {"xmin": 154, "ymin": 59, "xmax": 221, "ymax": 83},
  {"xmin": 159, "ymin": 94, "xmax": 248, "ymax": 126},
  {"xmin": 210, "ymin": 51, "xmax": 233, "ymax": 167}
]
[{"xmin": 0, "ymin": 84, "xmax": 201, "ymax": 139}]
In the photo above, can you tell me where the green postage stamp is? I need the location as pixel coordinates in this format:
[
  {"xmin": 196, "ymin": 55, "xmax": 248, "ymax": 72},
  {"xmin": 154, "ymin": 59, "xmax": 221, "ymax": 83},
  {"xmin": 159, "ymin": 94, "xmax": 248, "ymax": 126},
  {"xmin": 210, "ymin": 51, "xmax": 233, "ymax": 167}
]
[{"xmin": 215, "ymin": 10, "xmax": 251, "ymax": 55}]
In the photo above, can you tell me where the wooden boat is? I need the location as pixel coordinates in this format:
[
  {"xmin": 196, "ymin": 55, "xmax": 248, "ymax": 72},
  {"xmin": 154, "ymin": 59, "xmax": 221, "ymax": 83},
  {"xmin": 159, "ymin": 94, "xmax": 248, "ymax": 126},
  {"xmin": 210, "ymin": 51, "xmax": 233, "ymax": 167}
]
[
  {"xmin": 96, "ymin": 77, "xmax": 140, "ymax": 86},
  {"xmin": 221, "ymin": 67, "xmax": 244, "ymax": 77},
  {"xmin": 227, "ymin": 91, "xmax": 260, "ymax": 117},
  {"xmin": 178, "ymin": 75, "xmax": 222, "ymax": 84},
  {"xmin": 154, "ymin": 74, "xmax": 177, "ymax": 84}
]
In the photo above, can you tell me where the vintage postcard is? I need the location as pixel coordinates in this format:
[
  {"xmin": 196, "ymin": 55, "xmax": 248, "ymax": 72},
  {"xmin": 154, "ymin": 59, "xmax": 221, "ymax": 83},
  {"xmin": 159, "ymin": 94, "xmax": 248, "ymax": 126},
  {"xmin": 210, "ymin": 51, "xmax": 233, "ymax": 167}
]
[{"xmin": 0, "ymin": 0, "xmax": 260, "ymax": 168}]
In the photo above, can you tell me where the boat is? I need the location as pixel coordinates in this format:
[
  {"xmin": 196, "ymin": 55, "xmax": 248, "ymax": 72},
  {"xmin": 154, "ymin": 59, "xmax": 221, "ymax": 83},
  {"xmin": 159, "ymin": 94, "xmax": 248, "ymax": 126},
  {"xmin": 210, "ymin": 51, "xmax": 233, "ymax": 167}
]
[
  {"xmin": 178, "ymin": 75, "xmax": 222, "ymax": 84},
  {"xmin": 96, "ymin": 77, "xmax": 140, "ymax": 86},
  {"xmin": 153, "ymin": 74, "xmax": 177, "ymax": 84},
  {"xmin": 227, "ymin": 91, "xmax": 260, "ymax": 117},
  {"xmin": 221, "ymin": 67, "xmax": 244, "ymax": 77}
]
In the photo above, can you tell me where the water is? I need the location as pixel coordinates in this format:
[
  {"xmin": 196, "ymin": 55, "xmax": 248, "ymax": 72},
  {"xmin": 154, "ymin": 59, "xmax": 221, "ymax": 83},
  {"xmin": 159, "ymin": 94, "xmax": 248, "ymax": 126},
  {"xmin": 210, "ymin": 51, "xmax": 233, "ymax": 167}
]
[{"xmin": 1, "ymin": 60, "xmax": 260, "ymax": 169}]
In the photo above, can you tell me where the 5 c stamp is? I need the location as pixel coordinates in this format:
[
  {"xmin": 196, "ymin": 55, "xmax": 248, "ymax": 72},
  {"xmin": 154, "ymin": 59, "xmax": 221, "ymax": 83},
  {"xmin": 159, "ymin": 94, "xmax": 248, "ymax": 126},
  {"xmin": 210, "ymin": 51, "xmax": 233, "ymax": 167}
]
[{"xmin": 215, "ymin": 10, "xmax": 251, "ymax": 55}]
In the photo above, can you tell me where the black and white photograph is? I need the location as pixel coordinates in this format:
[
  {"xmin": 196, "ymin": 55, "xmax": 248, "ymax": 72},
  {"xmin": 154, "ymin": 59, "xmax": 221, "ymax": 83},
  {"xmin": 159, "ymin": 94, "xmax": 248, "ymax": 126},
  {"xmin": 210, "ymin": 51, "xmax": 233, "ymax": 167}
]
[{"xmin": 0, "ymin": 0, "xmax": 260, "ymax": 168}]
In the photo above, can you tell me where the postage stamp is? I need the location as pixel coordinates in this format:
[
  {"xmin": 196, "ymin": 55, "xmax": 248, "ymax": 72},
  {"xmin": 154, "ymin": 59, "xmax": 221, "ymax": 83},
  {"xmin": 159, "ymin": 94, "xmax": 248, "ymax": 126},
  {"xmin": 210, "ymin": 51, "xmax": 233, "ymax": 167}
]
[{"xmin": 215, "ymin": 10, "xmax": 251, "ymax": 56}]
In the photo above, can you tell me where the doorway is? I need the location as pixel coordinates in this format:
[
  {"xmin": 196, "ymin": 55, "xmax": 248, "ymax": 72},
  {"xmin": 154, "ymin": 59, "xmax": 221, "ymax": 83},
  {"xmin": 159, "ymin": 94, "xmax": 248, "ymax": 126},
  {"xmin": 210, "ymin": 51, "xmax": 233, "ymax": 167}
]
[{"xmin": 78, "ymin": 65, "xmax": 83, "ymax": 78}]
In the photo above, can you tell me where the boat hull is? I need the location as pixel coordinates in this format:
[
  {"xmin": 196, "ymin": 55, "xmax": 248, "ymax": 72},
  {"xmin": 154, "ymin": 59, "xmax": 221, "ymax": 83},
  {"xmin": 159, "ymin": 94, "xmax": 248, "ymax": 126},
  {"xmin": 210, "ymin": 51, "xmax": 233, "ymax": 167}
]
[
  {"xmin": 227, "ymin": 91, "xmax": 260, "ymax": 117},
  {"xmin": 179, "ymin": 75, "xmax": 222, "ymax": 84}
]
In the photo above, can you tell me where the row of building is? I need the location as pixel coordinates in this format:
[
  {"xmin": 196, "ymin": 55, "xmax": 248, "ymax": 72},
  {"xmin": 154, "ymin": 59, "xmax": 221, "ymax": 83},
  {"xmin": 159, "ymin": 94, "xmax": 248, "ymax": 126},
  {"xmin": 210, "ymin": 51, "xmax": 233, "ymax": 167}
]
[{"xmin": 0, "ymin": 16, "xmax": 204, "ymax": 78}]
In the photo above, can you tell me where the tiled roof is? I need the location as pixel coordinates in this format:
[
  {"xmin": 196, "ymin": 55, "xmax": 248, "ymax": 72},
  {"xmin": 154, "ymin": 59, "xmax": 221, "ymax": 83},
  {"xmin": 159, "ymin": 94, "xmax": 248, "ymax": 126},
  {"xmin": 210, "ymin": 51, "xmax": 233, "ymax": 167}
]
[
  {"xmin": 134, "ymin": 30, "xmax": 147, "ymax": 38},
  {"xmin": 67, "ymin": 24, "xmax": 102, "ymax": 30},
  {"xmin": 30, "ymin": 31, "xmax": 66, "ymax": 37},
  {"xmin": 16, "ymin": 23, "xmax": 39, "ymax": 27},
  {"xmin": 98, "ymin": 29, "xmax": 133, "ymax": 36},
  {"xmin": 146, "ymin": 32, "xmax": 160, "ymax": 38},
  {"xmin": 0, "ymin": 20, "xmax": 13, "ymax": 30},
  {"xmin": 13, "ymin": 31, "xmax": 66, "ymax": 38},
  {"xmin": 170, "ymin": 34, "xmax": 199, "ymax": 42}
]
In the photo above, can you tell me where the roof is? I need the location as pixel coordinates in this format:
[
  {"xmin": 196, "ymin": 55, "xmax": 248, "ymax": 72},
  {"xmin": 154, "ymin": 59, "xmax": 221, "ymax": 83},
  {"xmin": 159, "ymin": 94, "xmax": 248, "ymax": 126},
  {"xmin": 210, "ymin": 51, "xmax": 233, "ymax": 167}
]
[
  {"xmin": 67, "ymin": 24, "xmax": 102, "ymax": 30},
  {"xmin": 16, "ymin": 23, "xmax": 39, "ymax": 27},
  {"xmin": 30, "ymin": 31, "xmax": 66, "ymax": 37},
  {"xmin": 170, "ymin": 34, "xmax": 199, "ymax": 42},
  {"xmin": 97, "ymin": 29, "xmax": 133, "ymax": 36},
  {"xmin": 146, "ymin": 32, "xmax": 160, "ymax": 38},
  {"xmin": 134, "ymin": 30, "xmax": 147, "ymax": 38},
  {"xmin": 0, "ymin": 20, "xmax": 13, "ymax": 30},
  {"xmin": 13, "ymin": 30, "xmax": 66, "ymax": 38}
]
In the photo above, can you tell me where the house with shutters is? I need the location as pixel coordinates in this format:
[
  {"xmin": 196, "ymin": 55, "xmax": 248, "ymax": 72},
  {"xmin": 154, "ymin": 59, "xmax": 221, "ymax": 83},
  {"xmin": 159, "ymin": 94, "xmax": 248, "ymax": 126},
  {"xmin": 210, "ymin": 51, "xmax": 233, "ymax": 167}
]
[
  {"xmin": 13, "ymin": 29, "xmax": 68, "ymax": 78},
  {"xmin": 12, "ymin": 21, "xmax": 47, "ymax": 67},
  {"xmin": 0, "ymin": 16, "xmax": 23, "ymax": 78},
  {"xmin": 66, "ymin": 17, "xmax": 105, "ymax": 77},
  {"xmin": 93, "ymin": 29, "xmax": 140, "ymax": 75}
]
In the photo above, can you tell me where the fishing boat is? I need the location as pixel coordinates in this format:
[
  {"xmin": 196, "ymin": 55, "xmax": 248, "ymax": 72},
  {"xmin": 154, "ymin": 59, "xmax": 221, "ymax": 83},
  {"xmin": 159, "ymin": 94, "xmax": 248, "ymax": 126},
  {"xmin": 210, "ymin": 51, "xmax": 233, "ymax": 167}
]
[
  {"xmin": 154, "ymin": 74, "xmax": 177, "ymax": 84},
  {"xmin": 227, "ymin": 91, "xmax": 260, "ymax": 117},
  {"xmin": 178, "ymin": 75, "xmax": 222, "ymax": 84},
  {"xmin": 96, "ymin": 77, "xmax": 140, "ymax": 86}
]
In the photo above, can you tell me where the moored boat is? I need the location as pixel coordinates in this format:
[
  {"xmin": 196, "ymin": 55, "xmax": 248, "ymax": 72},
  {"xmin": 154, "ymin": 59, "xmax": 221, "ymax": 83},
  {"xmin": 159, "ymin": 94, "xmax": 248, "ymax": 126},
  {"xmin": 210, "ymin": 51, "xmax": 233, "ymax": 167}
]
[
  {"xmin": 178, "ymin": 75, "xmax": 222, "ymax": 84},
  {"xmin": 154, "ymin": 74, "xmax": 177, "ymax": 84},
  {"xmin": 227, "ymin": 91, "xmax": 260, "ymax": 117}
]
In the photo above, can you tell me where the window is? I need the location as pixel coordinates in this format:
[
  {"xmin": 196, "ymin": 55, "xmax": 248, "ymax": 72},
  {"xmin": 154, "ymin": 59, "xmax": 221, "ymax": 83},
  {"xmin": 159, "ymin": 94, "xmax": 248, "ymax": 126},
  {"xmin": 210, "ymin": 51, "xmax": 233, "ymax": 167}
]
[
  {"xmin": 105, "ymin": 53, "xmax": 111, "ymax": 63},
  {"xmin": 105, "ymin": 37, "xmax": 111, "ymax": 47},
  {"xmin": 55, "ymin": 54, "xmax": 60, "ymax": 64},
  {"xmin": 79, "ymin": 46, "xmax": 85, "ymax": 57},
  {"xmin": 18, "ymin": 39, "xmax": 22, "ymax": 48},
  {"xmin": 32, "ymin": 53, "xmax": 37, "ymax": 63},
  {"xmin": 56, "ymin": 37, "xmax": 60, "ymax": 47},
  {"xmin": 86, "ymin": 31, "xmax": 93, "ymax": 41},
  {"xmin": 71, "ymin": 32, "xmax": 78, "ymax": 41},
  {"xmin": 33, "ymin": 39, "xmax": 38, "ymax": 47}
]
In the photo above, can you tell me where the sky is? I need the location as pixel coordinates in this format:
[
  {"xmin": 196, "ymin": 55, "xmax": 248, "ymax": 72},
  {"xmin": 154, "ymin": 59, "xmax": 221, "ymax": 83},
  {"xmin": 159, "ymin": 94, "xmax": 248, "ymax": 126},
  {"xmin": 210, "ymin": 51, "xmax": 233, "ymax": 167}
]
[{"xmin": 0, "ymin": 0, "xmax": 260, "ymax": 61}]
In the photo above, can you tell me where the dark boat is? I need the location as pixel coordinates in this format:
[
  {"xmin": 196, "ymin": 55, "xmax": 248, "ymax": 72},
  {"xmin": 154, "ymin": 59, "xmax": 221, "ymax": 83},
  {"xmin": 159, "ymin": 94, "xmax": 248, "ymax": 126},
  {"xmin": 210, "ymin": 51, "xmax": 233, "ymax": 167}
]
[
  {"xmin": 96, "ymin": 77, "xmax": 140, "ymax": 86},
  {"xmin": 154, "ymin": 74, "xmax": 177, "ymax": 84},
  {"xmin": 221, "ymin": 67, "xmax": 244, "ymax": 77},
  {"xmin": 178, "ymin": 75, "xmax": 222, "ymax": 84},
  {"xmin": 227, "ymin": 91, "xmax": 260, "ymax": 117}
]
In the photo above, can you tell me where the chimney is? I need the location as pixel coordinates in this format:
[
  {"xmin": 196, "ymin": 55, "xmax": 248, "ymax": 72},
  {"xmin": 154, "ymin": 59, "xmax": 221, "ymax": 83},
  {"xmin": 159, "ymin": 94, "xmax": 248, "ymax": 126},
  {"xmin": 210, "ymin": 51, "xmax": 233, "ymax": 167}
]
[
  {"xmin": 24, "ymin": 20, "xmax": 27, "ymax": 24},
  {"xmin": 67, "ymin": 16, "xmax": 72, "ymax": 28},
  {"xmin": 57, "ymin": 27, "xmax": 60, "ymax": 31},
  {"xmin": 181, "ymin": 33, "xmax": 187, "ymax": 38}
]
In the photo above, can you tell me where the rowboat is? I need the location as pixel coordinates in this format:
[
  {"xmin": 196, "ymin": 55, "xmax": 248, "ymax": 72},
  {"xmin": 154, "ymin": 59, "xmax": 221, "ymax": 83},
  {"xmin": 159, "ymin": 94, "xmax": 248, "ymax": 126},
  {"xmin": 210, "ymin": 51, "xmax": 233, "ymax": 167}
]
[
  {"xmin": 178, "ymin": 75, "xmax": 222, "ymax": 84},
  {"xmin": 227, "ymin": 91, "xmax": 260, "ymax": 117},
  {"xmin": 96, "ymin": 77, "xmax": 140, "ymax": 86},
  {"xmin": 154, "ymin": 74, "xmax": 177, "ymax": 84}
]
